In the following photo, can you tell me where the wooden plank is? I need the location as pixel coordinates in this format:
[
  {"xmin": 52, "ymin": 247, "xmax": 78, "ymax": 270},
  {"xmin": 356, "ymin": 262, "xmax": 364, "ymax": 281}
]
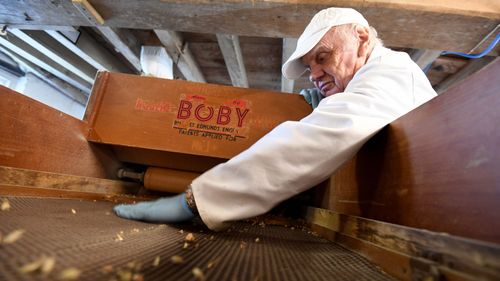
[
  {"xmin": 315, "ymin": 59, "xmax": 500, "ymax": 243},
  {"xmin": 0, "ymin": 166, "xmax": 139, "ymax": 195},
  {"xmin": 46, "ymin": 29, "xmax": 131, "ymax": 73},
  {"xmin": 435, "ymin": 56, "xmax": 497, "ymax": 94},
  {"xmin": 281, "ymin": 38, "xmax": 297, "ymax": 93},
  {"xmin": 409, "ymin": 49, "xmax": 442, "ymax": 69},
  {"xmin": 154, "ymin": 30, "xmax": 206, "ymax": 82},
  {"xmin": 0, "ymin": 185, "xmax": 143, "ymax": 204},
  {"xmin": 306, "ymin": 207, "xmax": 500, "ymax": 281},
  {"xmin": 216, "ymin": 34, "xmax": 248, "ymax": 88},
  {"xmin": 0, "ymin": 1, "xmax": 498, "ymax": 54},
  {"xmin": 9, "ymin": 29, "xmax": 97, "ymax": 84},
  {"xmin": 96, "ymin": 26, "xmax": 142, "ymax": 72},
  {"xmin": 71, "ymin": 0, "xmax": 105, "ymax": 25},
  {"xmin": 312, "ymin": 225, "xmax": 478, "ymax": 281},
  {"xmin": 0, "ymin": 86, "xmax": 120, "ymax": 179},
  {"xmin": 0, "ymin": 45, "xmax": 88, "ymax": 105},
  {"xmin": 0, "ymin": 34, "xmax": 92, "ymax": 94}
]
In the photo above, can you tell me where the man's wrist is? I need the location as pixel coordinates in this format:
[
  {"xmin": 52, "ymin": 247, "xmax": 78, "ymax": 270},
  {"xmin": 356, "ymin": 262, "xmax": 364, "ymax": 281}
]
[{"xmin": 185, "ymin": 184, "xmax": 198, "ymax": 215}]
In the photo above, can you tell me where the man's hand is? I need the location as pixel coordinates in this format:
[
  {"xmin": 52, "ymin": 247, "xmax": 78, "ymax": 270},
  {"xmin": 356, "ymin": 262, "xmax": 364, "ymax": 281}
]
[
  {"xmin": 300, "ymin": 88, "xmax": 324, "ymax": 109},
  {"xmin": 113, "ymin": 193, "xmax": 194, "ymax": 223}
]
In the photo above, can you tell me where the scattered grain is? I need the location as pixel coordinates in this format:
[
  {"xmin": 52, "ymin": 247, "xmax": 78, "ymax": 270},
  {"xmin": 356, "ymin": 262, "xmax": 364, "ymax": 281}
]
[
  {"xmin": 19, "ymin": 258, "xmax": 44, "ymax": 274},
  {"xmin": 170, "ymin": 255, "xmax": 184, "ymax": 264},
  {"xmin": 101, "ymin": 265, "xmax": 114, "ymax": 274},
  {"xmin": 192, "ymin": 267, "xmax": 205, "ymax": 281},
  {"xmin": 71, "ymin": 209, "xmax": 76, "ymax": 214},
  {"xmin": 254, "ymin": 238, "xmax": 260, "ymax": 243},
  {"xmin": 152, "ymin": 256, "xmax": 161, "ymax": 267},
  {"xmin": 185, "ymin": 233, "xmax": 195, "ymax": 242},
  {"xmin": 115, "ymin": 234, "xmax": 124, "ymax": 241},
  {"xmin": 3, "ymin": 229, "xmax": 25, "ymax": 244},
  {"xmin": 58, "ymin": 267, "xmax": 81, "ymax": 280},
  {"xmin": 1, "ymin": 199, "xmax": 10, "ymax": 211},
  {"xmin": 41, "ymin": 256, "xmax": 56, "ymax": 275},
  {"xmin": 132, "ymin": 273, "xmax": 144, "ymax": 281}
]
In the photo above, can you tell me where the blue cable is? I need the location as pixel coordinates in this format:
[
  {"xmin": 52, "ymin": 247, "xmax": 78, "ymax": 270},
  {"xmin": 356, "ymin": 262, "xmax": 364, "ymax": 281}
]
[{"xmin": 442, "ymin": 31, "xmax": 500, "ymax": 59}]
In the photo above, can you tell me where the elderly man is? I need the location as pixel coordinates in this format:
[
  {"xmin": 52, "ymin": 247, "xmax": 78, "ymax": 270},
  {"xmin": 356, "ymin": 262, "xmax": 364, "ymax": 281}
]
[{"xmin": 114, "ymin": 7, "xmax": 437, "ymax": 230}]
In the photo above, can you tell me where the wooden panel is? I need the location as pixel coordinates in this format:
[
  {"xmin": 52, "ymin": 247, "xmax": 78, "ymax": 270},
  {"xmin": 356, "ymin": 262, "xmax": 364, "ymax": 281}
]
[
  {"xmin": 0, "ymin": 86, "xmax": 120, "ymax": 179},
  {"xmin": 315, "ymin": 59, "xmax": 500, "ymax": 243},
  {"xmin": 85, "ymin": 72, "xmax": 312, "ymax": 165},
  {"xmin": 0, "ymin": 1, "xmax": 498, "ymax": 54}
]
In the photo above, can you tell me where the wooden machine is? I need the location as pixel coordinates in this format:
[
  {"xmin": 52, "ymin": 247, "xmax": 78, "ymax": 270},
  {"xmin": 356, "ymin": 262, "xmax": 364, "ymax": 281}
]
[{"xmin": 0, "ymin": 60, "xmax": 499, "ymax": 281}]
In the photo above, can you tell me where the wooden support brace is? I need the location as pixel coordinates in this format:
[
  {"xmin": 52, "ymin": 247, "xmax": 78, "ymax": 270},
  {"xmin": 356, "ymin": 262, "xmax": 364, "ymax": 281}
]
[{"xmin": 72, "ymin": 0, "xmax": 105, "ymax": 25}]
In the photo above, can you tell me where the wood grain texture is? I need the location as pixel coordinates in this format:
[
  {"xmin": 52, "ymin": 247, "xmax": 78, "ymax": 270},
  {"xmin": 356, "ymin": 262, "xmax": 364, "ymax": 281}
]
[
  {"xmin": 85, "ymin": 72, "xmax": 311, "ymax": 166},
  {"xmin": 315, "ymin": 60, "xmax": 500, "ymax": 243},
  {"xmin": 0, "ymin": 86, "xmax": 120, "ymax": 179},
  {"xmin": 307, "ymin": 207, "xmax": 500, "ymax": 281},
  {"xmin": 0, "ymin": 166, "xmax": 140, "ymax": 195},
  {"xmin": 0, "ymin": 185, "xmax": 145, "ymax": 204},
  {"xmin": 0, "ymin": 1, "xmax": 498, "ymax": 54}
]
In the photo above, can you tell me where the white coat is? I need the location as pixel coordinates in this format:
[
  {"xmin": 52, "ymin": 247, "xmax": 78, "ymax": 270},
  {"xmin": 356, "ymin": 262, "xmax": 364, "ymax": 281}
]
[{"xmin": 191, "ymin": 46, "xmax": 437, "ymax": 230}]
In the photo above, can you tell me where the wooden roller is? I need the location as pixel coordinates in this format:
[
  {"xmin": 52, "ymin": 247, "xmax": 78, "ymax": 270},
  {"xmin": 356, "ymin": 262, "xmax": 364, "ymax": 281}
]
[{"xmin": 143, "ymin": 167, "xmax": 200, "ymax": 193}]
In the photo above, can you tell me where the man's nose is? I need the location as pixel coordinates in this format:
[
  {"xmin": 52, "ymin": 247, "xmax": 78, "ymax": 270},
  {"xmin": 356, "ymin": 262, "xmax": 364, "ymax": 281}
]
[{"xmin": 308, "ymin": 65, "xmax": 323, "ymax": 83}]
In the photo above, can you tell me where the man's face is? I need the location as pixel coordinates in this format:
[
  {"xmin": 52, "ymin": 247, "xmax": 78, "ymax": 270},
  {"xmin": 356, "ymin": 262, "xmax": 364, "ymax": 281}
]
[{"xmin": 301, "ymin": 27, "xmax": 362, "ymax": 97}]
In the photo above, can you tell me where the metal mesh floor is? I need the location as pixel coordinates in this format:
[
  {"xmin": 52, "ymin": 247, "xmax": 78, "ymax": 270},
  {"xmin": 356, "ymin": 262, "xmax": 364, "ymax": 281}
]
[{"xmin": 0, "ymin": 197, "xmax": 395, "ymax": 281}]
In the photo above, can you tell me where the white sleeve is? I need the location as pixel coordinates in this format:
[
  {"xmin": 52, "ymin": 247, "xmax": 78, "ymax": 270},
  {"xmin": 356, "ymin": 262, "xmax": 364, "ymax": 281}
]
[{"xmin": 191, "ymin": 54, "xmax": 436, "ymax": 230}]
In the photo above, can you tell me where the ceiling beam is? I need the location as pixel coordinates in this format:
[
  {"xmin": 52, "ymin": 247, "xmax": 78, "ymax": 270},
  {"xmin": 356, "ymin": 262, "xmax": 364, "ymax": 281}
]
[
  {"xmin": 154, "ymin": 30, "xmax": 205, "ymax": 83},
  {"xmin": 410, "ymin": 49, "xmax": 443, "ymax": 70},
  {"xmin": 435, "ymin": 56, "xmax": 497, "ymax": 94},
  {"xmin": 8, "ymin": 29, "xmax": 97, "ymax": 84},
  {"xmin": 281, "ymin": 38, "xmax": 297, "ymax": 93},
  {"xmin": 96, "ymin": 27, "xmax": 142, "ymax": 73},
  {"xmin": 0, "ymin": 46, "xmax": 88, "ymax": 105},
  {"xmin": 0, "ymin": 34, "xmax": 91, "ymax": 94},
  {"xmin": 45, "ymin": 29, "xmax": 130, "ymax": 73},
  {"xmin": 0, "ymin": 1, "xmax": 498, "ymax": 54},
  {"xmin": 216, "ymin": 34, "xmax": 248, "ymax": 88}
]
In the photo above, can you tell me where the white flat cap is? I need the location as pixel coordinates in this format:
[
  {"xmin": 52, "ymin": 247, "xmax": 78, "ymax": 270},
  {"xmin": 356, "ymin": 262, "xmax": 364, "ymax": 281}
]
[{"xmin": 282, "ymin": 7, "xmax": 369, "ymax": 79}]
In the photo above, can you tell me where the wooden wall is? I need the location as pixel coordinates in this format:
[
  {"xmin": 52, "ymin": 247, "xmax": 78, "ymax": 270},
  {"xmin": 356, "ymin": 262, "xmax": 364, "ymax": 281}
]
[{"xmin": 0, "ymin": 86, "xmax": 120, "ymax": 179}]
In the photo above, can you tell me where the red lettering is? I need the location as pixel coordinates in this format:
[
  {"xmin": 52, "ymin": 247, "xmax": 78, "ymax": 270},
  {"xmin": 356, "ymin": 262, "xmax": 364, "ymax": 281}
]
[
  {"xmin": 236, "ymin": 108, "xmax": 249, "ymax": 127},
  {"xmin": 194, "ymin": 104, "xmax": 214, "ymax": 122},
  {"xmin": 177, "ymin": 100, "xmax": 192, "ymax": 119},
  {"xmin": 135, "ymin": 98, "xmax": 144, "ymax": 110},
  {"xmin": 217, "ymin": 106, "xmax": 231, "ymax": 125}
]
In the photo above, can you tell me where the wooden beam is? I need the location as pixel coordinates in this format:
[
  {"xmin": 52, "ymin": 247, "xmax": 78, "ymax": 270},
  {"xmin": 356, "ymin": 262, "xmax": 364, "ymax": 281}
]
[
  {"xmin": 0, "ymin": 45, "xmax": 88, "ymax": 105},
  {"xmin": 0, "ymin": 1, "xmax": 498, "ymax": 54},
  {"xmin": 154, "ymin": 30, "xmax": 206, "ymax": 82},
  {"xmin": 281, "ymin": 38, "xmax": 297, "ymax": 93},
  {"xmin": 409, "ymin": 49, "xmax": 442, "ymax": 69},
  {"xmin": 46, "ymin": 29, "xmax": 131, "ymax": 73},
  {"xmin": 96, "ymin": 26, "xmax": 142, "ymax": 72},
  {"xmin": 71, "ymin": 0, "xmax": 105, "ymax": 25},
  {"xmin": 216, "ymin": 34, "xmax": 248, "ymax": 88},
  {"xmin": 9, "ymin": 29, "xmax": 97, "ymax": 84},
  {"xmin": 435, "ymin": 56, "xmax": 497, "ymax": 94},
  {"xmin": 0, "ymin": 34, "xmax": 92, "ymax": 94}
]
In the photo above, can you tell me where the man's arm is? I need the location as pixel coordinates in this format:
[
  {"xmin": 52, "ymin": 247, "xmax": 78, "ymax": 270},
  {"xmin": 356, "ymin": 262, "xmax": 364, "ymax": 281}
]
[{"xmin": 192, "ymin": 54, "xmax": 436, "ymax": 230}]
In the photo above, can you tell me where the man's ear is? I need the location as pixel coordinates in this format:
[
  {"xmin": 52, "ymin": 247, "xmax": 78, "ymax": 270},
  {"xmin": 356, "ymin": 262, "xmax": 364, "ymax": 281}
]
[{"xmin": 356, "ymin": 25, "xmax": 370, "ymax": 57}]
